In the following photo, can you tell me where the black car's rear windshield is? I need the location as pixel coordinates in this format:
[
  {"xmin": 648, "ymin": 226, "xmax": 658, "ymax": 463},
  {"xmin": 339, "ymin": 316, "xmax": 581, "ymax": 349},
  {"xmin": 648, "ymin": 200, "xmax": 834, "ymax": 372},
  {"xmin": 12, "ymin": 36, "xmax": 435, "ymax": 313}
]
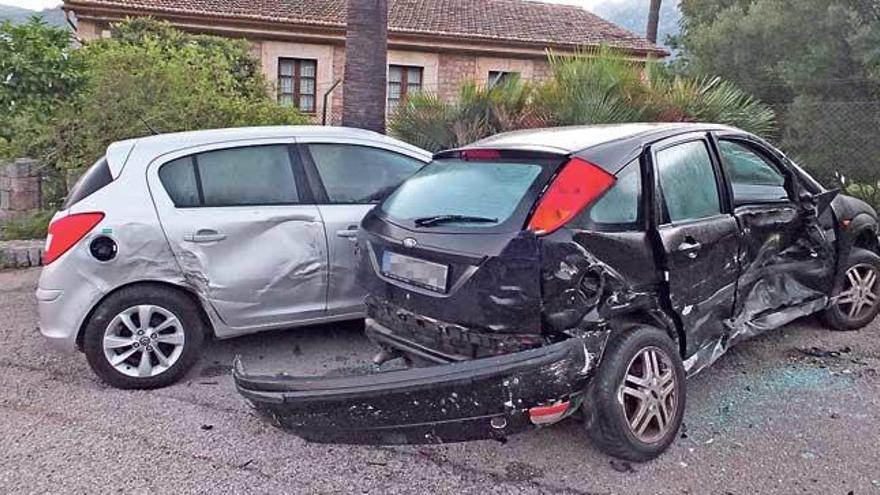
[{"xmin": 379, "ymin": 155, "xmax": 561, "ymax": 232}]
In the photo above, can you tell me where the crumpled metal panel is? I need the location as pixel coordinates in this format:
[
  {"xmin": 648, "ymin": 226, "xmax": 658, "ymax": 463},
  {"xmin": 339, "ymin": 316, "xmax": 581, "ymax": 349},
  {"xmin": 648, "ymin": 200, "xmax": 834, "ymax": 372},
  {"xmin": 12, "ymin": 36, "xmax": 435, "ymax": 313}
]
[{"xmin": 684, "ymin": 201, "xmax": 836, "ymax": 375}]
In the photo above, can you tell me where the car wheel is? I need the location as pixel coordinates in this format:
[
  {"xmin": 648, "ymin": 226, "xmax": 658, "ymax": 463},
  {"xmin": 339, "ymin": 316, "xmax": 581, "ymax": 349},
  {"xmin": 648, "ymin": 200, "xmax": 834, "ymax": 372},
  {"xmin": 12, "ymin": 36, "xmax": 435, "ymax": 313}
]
[
  {"xmin": 83, "ymin": 285, "xmax": 205, "ymax": 389},
  {"xmin": 823, "ymin": 247, "xmax": 880, "ymax": 331},
  {"xmin": 585, "ymin": 325, "xmax": 686, "ymax": 462}
]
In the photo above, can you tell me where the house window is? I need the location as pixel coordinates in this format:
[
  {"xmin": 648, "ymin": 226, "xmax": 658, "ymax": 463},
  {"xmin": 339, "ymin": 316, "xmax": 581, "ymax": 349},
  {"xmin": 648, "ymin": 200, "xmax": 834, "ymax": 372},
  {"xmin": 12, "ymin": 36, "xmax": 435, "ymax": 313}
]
[
  {"xmin": 388, "ymin": 65, "xmax": 423, "ymax": 111},
  {"xmin": 278, "ymin": 58, "xmax": 317, "ymax": 113},
  {"xmin": 488, "ymin": 71, "xmax": 520, "ymax": 88}
]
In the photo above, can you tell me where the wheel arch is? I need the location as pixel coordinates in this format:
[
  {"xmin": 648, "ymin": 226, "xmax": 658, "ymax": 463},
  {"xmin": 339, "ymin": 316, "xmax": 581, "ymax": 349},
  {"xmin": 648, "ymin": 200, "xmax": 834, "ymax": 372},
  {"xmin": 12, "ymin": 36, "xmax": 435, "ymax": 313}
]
[
  {"xmin": 607, "ymin": 306, "xmax": 685, "ymax": 359},
  {"xmin": 75, "ymin": 280, "xmax": 214, "ymax": 351}
]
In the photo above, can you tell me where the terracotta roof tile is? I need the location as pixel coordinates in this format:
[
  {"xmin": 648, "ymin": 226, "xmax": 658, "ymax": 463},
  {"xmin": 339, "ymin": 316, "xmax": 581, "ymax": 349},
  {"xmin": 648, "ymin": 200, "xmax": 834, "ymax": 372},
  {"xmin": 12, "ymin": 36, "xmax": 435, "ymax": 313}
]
[{"xmin": 66, "ymin": 0, "xmax": 667, "ymax": 55}]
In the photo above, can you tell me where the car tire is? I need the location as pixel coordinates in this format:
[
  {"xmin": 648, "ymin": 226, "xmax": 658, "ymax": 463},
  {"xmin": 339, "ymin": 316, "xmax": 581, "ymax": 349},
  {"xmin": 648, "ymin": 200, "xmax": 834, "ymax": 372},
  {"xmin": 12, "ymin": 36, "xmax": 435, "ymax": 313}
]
[
  {"xmin": 585, "ymin": 325, "xmax": 686, "ymax": 462},
  {"xmin": 822, "ymin": 247, "xmax": 880, "ymax": 331},
  {"xmin": 83, "ymin": 284, "xmax": 206, "ymax": 389}
]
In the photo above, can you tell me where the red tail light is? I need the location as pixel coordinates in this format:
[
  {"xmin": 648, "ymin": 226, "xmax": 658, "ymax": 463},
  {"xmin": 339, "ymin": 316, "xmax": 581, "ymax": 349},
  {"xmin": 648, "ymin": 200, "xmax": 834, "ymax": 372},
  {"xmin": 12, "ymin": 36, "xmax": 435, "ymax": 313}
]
[
  {"xmin": 44, "ymin": 212, "xmax": 105, "ymax": 265},
  {"xmin": 527, "ymin": 157, "xmax": 616, "ymax": 235},
  {"xmin": 460, "ymin": 149, "xmax": 501, "ymax": 161}
]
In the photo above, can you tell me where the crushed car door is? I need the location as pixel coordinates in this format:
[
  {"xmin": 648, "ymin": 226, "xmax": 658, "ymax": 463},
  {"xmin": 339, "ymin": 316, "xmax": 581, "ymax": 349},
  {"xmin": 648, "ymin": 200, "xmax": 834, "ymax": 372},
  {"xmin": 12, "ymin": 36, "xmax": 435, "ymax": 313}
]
[
  {"xmin": 713, "ymin": 135, "xmax": 834, "ymax": 341},
  {"xmin": 149, "ymin": 141, "xmax": 329, "ymax": 329},
  {"xmin": 651, "ymin": 136, "xmax": 740, "ymax": 366}
]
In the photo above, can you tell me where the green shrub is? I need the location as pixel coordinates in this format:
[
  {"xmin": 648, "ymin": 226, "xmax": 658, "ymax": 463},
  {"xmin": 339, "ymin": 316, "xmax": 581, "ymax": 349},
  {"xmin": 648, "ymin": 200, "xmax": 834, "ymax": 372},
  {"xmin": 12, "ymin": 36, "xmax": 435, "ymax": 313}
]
[
  {"xmin": 389, "ymin": 48, "xmax": 777, "ymax": 151},
  {"xmin": 0, "ymin": 210, "xmax": 53, "ymax": 240},
  {"xmin": 389, "ymin": 77, "xmax": 547, "ymax": 152},
  {"xmin": 2, "ymin": 18, "xmax": 307, "ymax": 169},
  {"xmin": 0, "ymin": 18, "xmax": 84, "ymax": 159},
  {"xmin": 47, "ymin": 19, "xmax": 308, "ymax": 170}
]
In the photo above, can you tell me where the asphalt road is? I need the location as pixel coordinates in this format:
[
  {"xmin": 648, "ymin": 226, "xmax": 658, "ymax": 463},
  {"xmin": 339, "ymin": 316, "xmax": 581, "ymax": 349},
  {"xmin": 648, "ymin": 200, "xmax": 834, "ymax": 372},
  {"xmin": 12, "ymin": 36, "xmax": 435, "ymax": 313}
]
[{"xmin": 1, "ymin": 268, "xmax": 879, "ymax": 494}]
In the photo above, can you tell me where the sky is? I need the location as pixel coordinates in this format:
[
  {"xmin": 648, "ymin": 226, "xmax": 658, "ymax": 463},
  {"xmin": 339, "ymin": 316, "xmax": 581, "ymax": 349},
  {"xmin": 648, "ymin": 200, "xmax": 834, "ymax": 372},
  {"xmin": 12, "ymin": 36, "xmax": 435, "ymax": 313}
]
[{"xmin": 0, "ymin": 0, "xmax": 613, "ymax": 12}]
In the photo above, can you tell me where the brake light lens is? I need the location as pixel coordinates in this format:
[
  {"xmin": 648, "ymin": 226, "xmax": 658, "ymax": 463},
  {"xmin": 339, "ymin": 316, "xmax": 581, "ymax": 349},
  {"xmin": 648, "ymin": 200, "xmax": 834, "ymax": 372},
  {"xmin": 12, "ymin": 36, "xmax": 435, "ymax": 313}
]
[
  {"xmin": 529, "ymin": 400, "xmax": 571, "ymax": 426},
  {"xmin": 527, "ymin": 158, "xmax": 616, "ymax": 235},
  {"xmin": 460, "ymin": 149, "xmax": 501, "ymax": 161},
  {"xmin": 44, "ymin": 212, "xmax": 105, "ymax": 265}
]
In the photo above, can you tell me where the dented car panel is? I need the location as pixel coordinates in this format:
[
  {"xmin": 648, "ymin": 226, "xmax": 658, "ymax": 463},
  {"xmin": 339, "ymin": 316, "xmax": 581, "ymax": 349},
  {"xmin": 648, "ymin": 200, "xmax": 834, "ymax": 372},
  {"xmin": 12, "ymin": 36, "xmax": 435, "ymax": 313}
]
[{"xmin": 235, "ymin": 123, "xmax": 876, "ymax": 448}]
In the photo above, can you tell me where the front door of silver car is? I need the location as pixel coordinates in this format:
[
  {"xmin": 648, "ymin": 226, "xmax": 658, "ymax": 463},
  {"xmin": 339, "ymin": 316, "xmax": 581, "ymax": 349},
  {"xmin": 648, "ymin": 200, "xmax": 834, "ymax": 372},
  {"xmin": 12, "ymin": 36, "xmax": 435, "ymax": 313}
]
[
  {"xmin": 148, "ymin": 140, "xmax": 329, "ymax": 329},
  {"xmin": 295, "ymin": 140, "xmax": 428, "ymax": 313}
]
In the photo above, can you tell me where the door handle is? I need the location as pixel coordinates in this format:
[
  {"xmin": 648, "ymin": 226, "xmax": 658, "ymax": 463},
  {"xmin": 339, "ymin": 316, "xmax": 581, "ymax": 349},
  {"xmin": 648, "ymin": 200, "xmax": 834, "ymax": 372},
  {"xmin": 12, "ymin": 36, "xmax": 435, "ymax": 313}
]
[
  {"xmin": 677, "ymin": 239, "xmax": 702, "ymax": 259},
  {"xmin": 184, "ymin": 230, "xmax": 227, "ymax": 243},
  {"xmin": 336, "ymin": 226, "xmax": 359, "ymax": 240}
]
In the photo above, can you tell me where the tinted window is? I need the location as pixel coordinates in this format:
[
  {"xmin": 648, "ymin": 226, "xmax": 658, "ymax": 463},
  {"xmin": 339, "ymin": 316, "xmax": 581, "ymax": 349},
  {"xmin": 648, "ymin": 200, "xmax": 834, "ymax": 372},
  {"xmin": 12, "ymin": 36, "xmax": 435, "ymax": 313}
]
[
  {"xmin": 572, "ymin": 160, "xmax": 641, "ymax": 229},
  {"xmin": 64, "ymin": 157, "xmax": 112, "ymax": 209},
  {"xmin": 718, "ymin": 140, "xmax": 789, "ymax": 204},
  {"xmin": 159, "ymin": 157, "xmax": 200, "ymax": 207},
  {"xmin": 308, "ymin": 144, "xmax": 423, "ymax": 203},
  {"xmin": 381, "ymin": 159, "xmax": 545, "ymax": 228},
  {"xmin": 197, "ymin": 146, "xmax": 299, "ymax": 206},
  {"xmin": 656, "ymin": 141, "xmax": 722, "ymax": 222}
]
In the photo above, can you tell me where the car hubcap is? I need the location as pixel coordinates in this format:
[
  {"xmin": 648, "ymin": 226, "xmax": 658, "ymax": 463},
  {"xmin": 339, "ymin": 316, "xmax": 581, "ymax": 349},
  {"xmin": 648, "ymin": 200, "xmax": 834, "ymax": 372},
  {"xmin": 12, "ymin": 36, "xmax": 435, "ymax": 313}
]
[
  {"xmin": 617, "ymin": 346, "xmax": 677, "ymax": 444},
  {"xmin": 102, "ymin": 305, "xmax": 185, "ymax": 378},
  {"xmin": 837, "ymin": 264, "xmax": 879, "ymax": 321}
]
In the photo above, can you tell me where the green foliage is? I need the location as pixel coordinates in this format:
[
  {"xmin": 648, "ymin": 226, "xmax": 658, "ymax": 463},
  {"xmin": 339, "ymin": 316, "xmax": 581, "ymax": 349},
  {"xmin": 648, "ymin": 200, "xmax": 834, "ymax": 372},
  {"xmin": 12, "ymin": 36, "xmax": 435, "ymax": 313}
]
[
  {"xmin": 644, "ymin": 68, "xmax": 777, "ymax": 136},
  {"xmin": 534, "ymin": 49, "xmax": 647, "ymax": 125},
  {"xmin": 0, "ymin": 209, "xmax": 53, "ymax": 240},
  {"xmin": 2, "ymin": 18, "xmax": 308, "ymax": 170},
  {"xmin": 0, "ymin": 18, "xmax": 84, "ymax": 157},
  {"xmin": 389, "ymin": 48, "xmax": 776, "ymax": 152},
  {"xmin": 674, "ymin": 0, "xmax": 880, "ymax": 187},
  {"xmin": 389, "ymin": 77, "xmax": 546, "ymax": 152}
]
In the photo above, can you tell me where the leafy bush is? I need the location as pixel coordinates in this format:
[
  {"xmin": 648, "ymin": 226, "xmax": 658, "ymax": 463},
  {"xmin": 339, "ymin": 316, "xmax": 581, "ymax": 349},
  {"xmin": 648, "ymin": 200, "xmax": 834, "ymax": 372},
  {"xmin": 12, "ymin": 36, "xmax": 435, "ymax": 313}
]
[
  {"xmin": 2, "ymin": 18, "xmax": 307, "ymax": 170},
  {"xmin": 0, "ymin": 18, "xmax": 84, "ymax": 158},
  {"xmin": 47, "ymin": 18, "xmax": 308, "ymax": 170},
  {"xmin": 389, "ymin": 77, "xmax": 546, "ymax": 152},
  {"xmin": 390, "ymin": 48, "xmax": 777, "ymax": 152},
  {"xmin": 0, "ymin": 209, "xmax": 53, "ymax": 240}
]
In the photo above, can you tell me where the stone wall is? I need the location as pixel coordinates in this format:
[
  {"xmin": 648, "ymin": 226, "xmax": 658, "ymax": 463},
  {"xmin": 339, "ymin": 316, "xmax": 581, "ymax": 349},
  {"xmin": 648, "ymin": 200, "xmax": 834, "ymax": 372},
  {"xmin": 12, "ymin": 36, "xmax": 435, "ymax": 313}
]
[
  {"xmin": 438, "ymin": 54, "xmax": 478, "ymax": 102},
  {"xmin": 0, "ymin": 240, "xmax": 44, "ymax": 269},
  {"xmin": 0, "ymin": 159, "xmax": 42, "ymax": 222}
]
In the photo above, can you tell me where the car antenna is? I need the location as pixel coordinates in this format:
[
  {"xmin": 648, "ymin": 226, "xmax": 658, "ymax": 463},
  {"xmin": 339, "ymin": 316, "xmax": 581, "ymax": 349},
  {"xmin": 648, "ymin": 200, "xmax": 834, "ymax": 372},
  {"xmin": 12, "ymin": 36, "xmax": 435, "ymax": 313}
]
[{"xmin": 139, "ymin": 117, "xmax": 160, "ymax": 136}]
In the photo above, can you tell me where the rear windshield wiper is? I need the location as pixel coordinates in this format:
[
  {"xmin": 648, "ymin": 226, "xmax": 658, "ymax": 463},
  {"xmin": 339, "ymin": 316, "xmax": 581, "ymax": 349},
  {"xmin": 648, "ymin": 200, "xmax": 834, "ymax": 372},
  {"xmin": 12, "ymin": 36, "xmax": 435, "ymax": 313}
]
[{"xmin": 413, "ymin": 214, "xmax": 499, "ymax": 227}]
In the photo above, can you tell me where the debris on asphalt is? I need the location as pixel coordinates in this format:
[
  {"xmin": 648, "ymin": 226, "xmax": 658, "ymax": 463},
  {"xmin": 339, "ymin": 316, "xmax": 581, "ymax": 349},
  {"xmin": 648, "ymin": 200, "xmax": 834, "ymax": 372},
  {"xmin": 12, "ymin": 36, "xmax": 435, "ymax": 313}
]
[
  {"xmin": 609, "ymin": 460, "xmax": 635, "ymax": 474},
  {"xmin": 799, "ymin": 346, "xmax": 848, "ymax": 359},
  {"xmin": 237, "ymin": 459, "xmax": 254, "ymax": 469},
  {"xmin": 801, "ymin": 451, "xmax": 817, "ymax": 460},
  {"xmin": 200, "ymin": 424, "xmax": 214, "ymax": 431}
]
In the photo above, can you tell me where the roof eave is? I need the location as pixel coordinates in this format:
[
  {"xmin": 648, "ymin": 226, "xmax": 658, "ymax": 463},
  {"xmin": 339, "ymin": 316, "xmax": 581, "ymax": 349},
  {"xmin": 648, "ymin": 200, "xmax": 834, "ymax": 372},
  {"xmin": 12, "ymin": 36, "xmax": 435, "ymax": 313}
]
[{"xmin": 64, "ymin": 1, "xmax": 669, "ymax": 58}]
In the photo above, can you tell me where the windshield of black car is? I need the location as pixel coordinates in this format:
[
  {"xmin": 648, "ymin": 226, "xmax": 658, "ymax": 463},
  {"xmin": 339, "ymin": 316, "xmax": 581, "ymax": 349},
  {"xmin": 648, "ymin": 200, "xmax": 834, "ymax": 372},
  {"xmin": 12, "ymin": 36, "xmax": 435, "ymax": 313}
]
[{"xmin": 379, "ymin": 158, "xmax": 552, "ymax": 230}]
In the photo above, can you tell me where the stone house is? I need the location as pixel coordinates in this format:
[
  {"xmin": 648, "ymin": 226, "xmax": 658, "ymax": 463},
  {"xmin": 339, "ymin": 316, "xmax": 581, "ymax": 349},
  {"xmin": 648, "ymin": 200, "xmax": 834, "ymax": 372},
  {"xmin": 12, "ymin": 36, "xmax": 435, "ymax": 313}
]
[{"xmin": 62, "ymin": 0, "xmax": 666, "ymax": 124}]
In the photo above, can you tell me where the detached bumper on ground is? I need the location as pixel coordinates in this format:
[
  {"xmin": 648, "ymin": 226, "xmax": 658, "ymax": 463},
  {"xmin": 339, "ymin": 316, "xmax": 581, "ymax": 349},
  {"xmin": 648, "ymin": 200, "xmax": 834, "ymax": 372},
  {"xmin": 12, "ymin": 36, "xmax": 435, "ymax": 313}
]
[{"xmin": 233, "ymin": 335, "xmax": 601, "ymax": 445}]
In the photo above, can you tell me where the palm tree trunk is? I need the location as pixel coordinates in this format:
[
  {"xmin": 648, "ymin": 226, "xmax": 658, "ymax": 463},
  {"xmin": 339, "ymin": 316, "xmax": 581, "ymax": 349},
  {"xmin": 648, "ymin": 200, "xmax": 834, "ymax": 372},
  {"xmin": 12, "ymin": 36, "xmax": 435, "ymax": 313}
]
[
  {"xmin": 646, "ymin": 0, "xmax": 662, "ymax": 44},
  {"xmin": 342, "ymin": 0, "xmax": 388, "ymax": 133}
]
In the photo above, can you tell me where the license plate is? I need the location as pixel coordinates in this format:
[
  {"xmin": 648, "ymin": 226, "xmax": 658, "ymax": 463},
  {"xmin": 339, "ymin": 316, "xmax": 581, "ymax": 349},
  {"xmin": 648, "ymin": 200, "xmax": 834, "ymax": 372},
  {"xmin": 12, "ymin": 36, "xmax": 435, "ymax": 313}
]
[{"xmin": 381, "ymin": 251, "xmax": 449, "ymax": 293}]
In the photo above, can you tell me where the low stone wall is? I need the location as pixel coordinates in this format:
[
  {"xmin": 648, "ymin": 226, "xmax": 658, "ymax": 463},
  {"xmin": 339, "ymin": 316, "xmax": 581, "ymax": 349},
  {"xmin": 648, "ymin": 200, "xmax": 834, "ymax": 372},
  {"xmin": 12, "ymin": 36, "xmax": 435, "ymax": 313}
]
[
  {"xmin": 0, "ymin": 158, "xmax": 42, "ymax": 221},
  {"xmin": 0, "ymin": 240, "xmax": 45, "ymax": 269}
]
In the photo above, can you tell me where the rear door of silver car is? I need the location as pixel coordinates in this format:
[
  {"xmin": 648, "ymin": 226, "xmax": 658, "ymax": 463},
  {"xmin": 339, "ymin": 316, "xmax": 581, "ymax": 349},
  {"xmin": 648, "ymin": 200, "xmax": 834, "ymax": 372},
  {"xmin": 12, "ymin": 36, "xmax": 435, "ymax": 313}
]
[
  {"xmin": 147, "ymin": 139, "xmax": 329, "ymax": 329},
  {"xmin": 295, "ymin": 137, "xmax": 428, "ymax": 314}
]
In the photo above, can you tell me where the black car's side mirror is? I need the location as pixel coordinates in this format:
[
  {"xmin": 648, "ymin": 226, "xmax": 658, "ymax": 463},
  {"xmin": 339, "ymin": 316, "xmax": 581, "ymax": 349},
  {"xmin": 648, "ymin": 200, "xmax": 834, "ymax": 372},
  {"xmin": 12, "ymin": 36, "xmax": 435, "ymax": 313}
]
[{"xmin": 801, "ymin": 189, "xmax": 839, "ymax": 215}]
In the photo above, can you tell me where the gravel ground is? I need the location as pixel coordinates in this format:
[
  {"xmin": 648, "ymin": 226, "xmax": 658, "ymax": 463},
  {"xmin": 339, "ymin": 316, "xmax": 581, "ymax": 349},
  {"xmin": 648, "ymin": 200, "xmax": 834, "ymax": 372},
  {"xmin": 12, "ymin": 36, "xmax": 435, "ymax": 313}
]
[{"xmin": 1, "ymin": 267, "xmax": 879, "ymax": 494}]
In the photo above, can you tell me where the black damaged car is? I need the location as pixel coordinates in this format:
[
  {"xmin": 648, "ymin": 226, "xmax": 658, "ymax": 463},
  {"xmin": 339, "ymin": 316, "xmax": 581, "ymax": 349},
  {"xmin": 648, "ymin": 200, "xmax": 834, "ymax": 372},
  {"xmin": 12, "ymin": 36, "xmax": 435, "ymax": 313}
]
[{"xmin": 234, "ymin": 123, "xmax": 880, "ymax": 461}]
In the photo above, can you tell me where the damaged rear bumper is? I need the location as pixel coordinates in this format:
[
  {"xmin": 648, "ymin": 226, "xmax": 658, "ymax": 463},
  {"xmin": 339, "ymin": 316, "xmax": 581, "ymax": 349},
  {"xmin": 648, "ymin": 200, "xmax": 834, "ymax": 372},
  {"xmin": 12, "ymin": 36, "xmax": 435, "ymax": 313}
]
[{"xmin": 233, "ymin": 336, "xmax": 601, "ymax": 445}]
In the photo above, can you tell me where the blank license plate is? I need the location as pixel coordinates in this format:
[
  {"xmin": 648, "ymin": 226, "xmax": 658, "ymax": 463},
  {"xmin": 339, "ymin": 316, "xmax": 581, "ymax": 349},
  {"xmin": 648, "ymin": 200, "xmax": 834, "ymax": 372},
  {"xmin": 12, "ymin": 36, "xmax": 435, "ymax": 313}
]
[{"xmin": 381, "ymin": 251, "xmax": 449, "ymax": 292}]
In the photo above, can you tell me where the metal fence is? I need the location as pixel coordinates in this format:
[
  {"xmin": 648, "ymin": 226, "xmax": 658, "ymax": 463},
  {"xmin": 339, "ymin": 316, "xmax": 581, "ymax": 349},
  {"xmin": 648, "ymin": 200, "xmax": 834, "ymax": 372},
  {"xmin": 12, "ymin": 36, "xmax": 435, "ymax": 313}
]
[{"xmin": 769, "ymin": 100, "xmax": 880, "ymax": 198}]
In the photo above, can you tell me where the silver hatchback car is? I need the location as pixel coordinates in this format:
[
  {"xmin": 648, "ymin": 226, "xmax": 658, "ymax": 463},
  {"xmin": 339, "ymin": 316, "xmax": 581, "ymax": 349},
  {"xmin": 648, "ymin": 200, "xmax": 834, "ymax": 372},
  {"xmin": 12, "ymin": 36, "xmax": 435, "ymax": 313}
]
[{"xmin": 36, "ymin": 126, "xmax": 430, "ymax": 389}]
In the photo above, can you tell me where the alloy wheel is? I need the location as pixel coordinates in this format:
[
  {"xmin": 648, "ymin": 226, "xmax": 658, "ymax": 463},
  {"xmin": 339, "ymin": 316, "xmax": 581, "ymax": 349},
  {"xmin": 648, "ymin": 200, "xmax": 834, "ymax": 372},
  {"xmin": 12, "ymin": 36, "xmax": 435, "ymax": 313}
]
[
  {"xmin": 836, "ymin": 263, "xmax": 880, "ymax": 322},
  {"xmin": 617, "ymin": 346, "xmax": 678, "ymax": 444},
  {"xmin": 102, "ymin": 305, "xmax": 186, "ymax": 378}
]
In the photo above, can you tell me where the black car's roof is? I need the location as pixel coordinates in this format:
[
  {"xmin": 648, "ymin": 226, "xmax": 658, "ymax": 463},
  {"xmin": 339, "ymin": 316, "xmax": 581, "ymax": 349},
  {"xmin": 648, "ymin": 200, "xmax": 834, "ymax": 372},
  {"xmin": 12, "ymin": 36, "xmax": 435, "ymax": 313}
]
[{"xmin": 460, "ymin": 123, "xmax": 742, "ymax": 155}]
